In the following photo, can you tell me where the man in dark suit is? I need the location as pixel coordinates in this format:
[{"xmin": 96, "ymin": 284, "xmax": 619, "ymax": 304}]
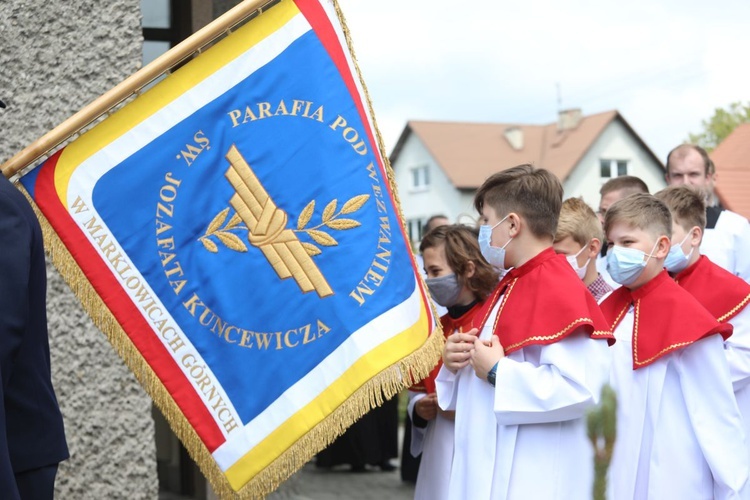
[{"xmin": 0, "ymin": 163, "xmax": 69, "ymax": 498}]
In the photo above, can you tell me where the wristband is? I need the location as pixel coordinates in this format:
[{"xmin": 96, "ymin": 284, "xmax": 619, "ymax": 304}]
[{"xmin": 487, "ymin": 361, "xmax": 499, "ymax": 387}]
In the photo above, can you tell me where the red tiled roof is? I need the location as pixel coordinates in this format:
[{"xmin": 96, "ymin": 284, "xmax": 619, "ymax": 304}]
[
  {"xmin": 390, "ymin": 110, "xmax": 662, "ymax": 189},
  {"xmin": 711, "ymin": 124, "xmax": 750, "ymax": 219}
]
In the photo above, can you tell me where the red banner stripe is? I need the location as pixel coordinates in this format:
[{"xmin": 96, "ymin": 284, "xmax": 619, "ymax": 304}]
[{"xmin": 34, "ymin": 151, "xmax": 226, "ymax": 452}]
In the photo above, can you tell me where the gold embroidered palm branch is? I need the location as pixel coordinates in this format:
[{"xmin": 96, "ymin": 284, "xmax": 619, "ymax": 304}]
[{"xmin": 198, "ymin": 144, "xmax": 369, "ymax": 298}]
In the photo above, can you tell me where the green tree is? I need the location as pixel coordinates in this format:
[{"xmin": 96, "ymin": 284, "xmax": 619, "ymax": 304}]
[{"xmin": 688, "ymin": 101, "xmax": 750, "ymax": 152}]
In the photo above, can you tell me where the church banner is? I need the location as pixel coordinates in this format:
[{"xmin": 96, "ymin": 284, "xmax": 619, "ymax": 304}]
[{"xmin": 18, "ymin": 0, "xmax": 440, "ymax": 496}]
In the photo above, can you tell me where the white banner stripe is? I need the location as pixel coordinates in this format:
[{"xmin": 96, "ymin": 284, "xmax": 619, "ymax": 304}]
[{"xmin": 68, "ymin": 202, "xmax": 241, "ymax": 438}]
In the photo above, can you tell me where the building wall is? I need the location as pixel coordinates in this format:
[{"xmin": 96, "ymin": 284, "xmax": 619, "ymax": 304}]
[
  {"xmin": 563, "ymin": 119, "xmax": 666, "ymax": 209},
  {"xmin": 457, "ymin": 190, "xmax": 480, "ymax": 225},
  {"xmin": 391, "ymin": 132, "xmax": 476, "ymax": 242},
  {"xmin": 0, "ymin": 1, "xmax": 159, "ymax": 498}
]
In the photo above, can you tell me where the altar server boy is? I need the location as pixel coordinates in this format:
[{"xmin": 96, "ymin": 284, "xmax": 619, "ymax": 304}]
[
  {"xmin": 599, "ymin": 193, "xmax": 749, "ymax": 499},
  {"xmin": 437, "ymin": 164, "xmax": 613, "ymax": 499},
  {"xmin": 656, "ymin": 185, "xmax": 750, "ymax": 459},
  {"xmin": 553, "ymin": 197, "xmax": 614, "ymax": 301}
]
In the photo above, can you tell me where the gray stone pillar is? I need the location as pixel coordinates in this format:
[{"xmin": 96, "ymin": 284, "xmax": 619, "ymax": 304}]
[{"xmin": 0, "ymin": 1, "xmax": 159, "ymax": 498}]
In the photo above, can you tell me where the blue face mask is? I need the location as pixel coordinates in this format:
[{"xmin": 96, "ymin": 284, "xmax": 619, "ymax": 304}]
[
  {"xmin": 606, "ymin": 240, "xmax": 659, "ymax": 286},
  {"xmin": 478, "ymin": 215, "xmax": 512, "ymax": 274},
  {"xmin": 664, "ymin": 233, "xmax": 693, "ymax": 274}
]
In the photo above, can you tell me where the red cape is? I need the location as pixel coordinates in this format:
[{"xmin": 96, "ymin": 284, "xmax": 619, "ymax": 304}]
[
  {"xmin": 410, "ymin": 302, "xmax": 483, "ymax": 394},
  {"xmin": 674, "ymin": 255, "xmax": 750, "ymax": 323},
  {"xmin": 474, "ymin": 247, "xmax": 613, "ymax": 355},
  {"xmin": 599, "ymin": 270, "xmax": 732, "ymax": 369}
]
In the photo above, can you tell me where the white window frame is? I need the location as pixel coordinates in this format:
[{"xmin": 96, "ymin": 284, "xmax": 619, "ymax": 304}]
[
  {"xmin": 410, "ymin": 165, "xmax": 430, "ymax": 191},
  {"xmin": 407, "ymin": 217, "xmax": 427, "ymax": 246},
  {"xmin": 599, "ymin": 159, "xmax": 629, "ymax": 180}
]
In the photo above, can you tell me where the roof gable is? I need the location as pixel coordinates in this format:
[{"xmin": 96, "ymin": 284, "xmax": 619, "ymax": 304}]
[{"xmin": 390, "ymin": 110, "xmax": 661, "ymax": 190}]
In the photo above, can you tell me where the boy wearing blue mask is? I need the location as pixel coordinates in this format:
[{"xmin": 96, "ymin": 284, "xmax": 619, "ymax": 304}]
[
  {"xmin": 599, "ymin": 193, "xmax": 749, "ymax": 499},
  {"xmin": 437, "ymin": 164, "xmax": 613, "ymax": 499},
  {"xmin": 656, "ymin": 185, "xmax": 750, "ymax": 461},
  {"xmin": 553, "ymin": 197, "xmax": 614, "ymax": 302},
  {"xmin": 408, "ymin": 224, "xmax": 498, "ymax": 500}
]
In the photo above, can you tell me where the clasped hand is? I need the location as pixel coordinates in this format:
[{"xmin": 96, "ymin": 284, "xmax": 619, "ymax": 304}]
[
  {"xmin": 443, "ymin": 329, "xmax": 505, "ymax": 380},
  {"xmin": 470, "ymin": 335, "xmax": 504, "ymax": 380}
]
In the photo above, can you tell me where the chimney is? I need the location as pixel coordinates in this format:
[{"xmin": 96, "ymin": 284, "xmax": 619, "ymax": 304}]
[
  {"xmin": 557, "ymin": 108, "xmax": 582, "ymax": 131},
  {"xmin": 504, "ymin": 126, "xmax": 523, "ymax": 151}
]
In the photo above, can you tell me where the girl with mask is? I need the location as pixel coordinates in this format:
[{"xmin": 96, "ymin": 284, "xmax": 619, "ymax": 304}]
[{"xmin": 408, "ymin": 224, "xmax": 498, "ymax": 500}]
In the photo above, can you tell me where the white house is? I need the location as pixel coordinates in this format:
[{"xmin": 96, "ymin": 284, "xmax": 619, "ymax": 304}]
[{"xmin": 389, "ymin": 109, "xmax": 666, "ymax": 244}]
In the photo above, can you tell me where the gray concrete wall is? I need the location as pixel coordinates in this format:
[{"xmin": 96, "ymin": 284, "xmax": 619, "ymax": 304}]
[{"xmin": 0, "ymin": 1, "xmax": 159, "ymax": 498}]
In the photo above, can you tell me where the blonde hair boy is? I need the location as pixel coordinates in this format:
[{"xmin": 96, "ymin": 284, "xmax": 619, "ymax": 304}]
[{"xmin": 554, "ymin": 197, "xmax": 612, "ymax": 301}]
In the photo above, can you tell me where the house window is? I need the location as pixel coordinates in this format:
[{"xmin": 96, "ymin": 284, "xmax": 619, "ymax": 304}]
[
  {"xmin": 411, "ymin": 166, "xmax": 430, "ymax": 190},
  {"xmin": 600, "ymin": 159, "xmax": 629, "ymax": 179},
  {"xmin": 407, "ymin": 218, "xmax": 425, "ymax": 244}
]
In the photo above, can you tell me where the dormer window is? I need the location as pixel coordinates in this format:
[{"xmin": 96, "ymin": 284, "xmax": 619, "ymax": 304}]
[
  {"xmin": 411, "ymin": 165, "xmax": 430, "ymax": 190},
  {"xmin": 600, "ymin": 159, "xmax": 628, "ymax": 179}
]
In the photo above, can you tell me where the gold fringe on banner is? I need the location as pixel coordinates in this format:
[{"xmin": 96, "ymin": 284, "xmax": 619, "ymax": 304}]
[
  {"xmin": 235, "ymin": 325, "xmax": 444, "ymax": 498},
  {"xmin": 22, "ymin": 187, "xmax": 443, "ymax": 499},
  {"xmin": 331, "ymin": 0, "xmax": 446, "ymax": 328},
  {"xmin": 16, "ymin": 0, "xmax": 445, "ymax": 497}
]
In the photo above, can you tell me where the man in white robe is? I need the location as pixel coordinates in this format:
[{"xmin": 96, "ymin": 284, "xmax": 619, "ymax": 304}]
[
  {"xmin": 665, "ymin": 143, "xmax": 750, "ymax": 283},
  {"xmin": 702, "ymin": 206, "xmax": 750, "ymax": 282},
  {"xmin": 436, "ymin": 320, "xmax": 609, "ymax": 499},
  {"xmin": 656, "ymin": 185, "xmax": 750, "ymax": 463}
]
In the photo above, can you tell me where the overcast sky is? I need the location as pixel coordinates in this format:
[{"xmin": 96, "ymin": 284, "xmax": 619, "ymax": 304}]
[{"xmin": 336, "ymin": 0, "xmax": 750, "ymax": 163}]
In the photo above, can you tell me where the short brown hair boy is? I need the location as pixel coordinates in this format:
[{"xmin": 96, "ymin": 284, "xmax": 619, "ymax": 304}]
[
  {"xmin": 654, "ymin": 185, "xmax": 707, "ymax": 233},
  {"xmin": 599, "ymin": 176, "xmax": 649, "ymax": 197},
  {"xmin": 603, "ymin": 193, "xmax": 672, "ymax": 240},
  {"xmin": 555, "ymin": 197, "xmax": 603, "ymax": 247},
  {"xmin": 473, "ymin": 164, "xmax": 562, "ymax": 239}
]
